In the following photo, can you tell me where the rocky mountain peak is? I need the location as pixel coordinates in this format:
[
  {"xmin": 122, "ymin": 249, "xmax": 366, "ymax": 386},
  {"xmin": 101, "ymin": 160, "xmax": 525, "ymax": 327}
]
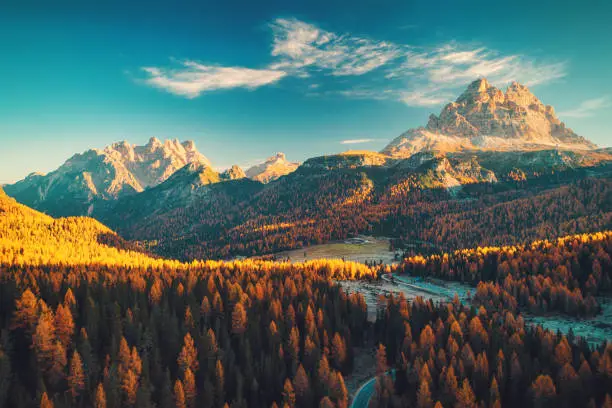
[
  {"xmin": 220, "ymin": 165, "xmax": 246, "ymax": 181},
  {"xmin": 182, "ymin": 140, "xmax": 196, "ymax": 151},
  {"xmin": 455, "ymin": 78, "xmax": 499, "ymax": 104},
  {"xmin": 465, "ymin": 78, "xmax": 492, "ymax": 94},
  {"xmin": 269, "ymin": 152, "xmax": 287, "ymax": 162},
  {"xmin": 146, "ymin": 137, "xmax": 163, "ymax": 150},
  {"xmin": 383, "ymin": 78, "xmax": 597, "ymax": 157},
  {"xmin": 504, "ymin": 81, "xmax": 541, "ymax": 107},
  {"xmin": 246, "ymin": 153, "xmax": 299, "ymax": 183}
]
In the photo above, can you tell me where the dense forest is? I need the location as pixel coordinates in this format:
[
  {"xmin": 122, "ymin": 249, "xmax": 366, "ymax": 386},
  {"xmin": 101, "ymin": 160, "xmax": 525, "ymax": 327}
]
[
  {"xmin": 396, "ymin": 231, "xmax": 612, "ymax": 317},
  {"xmin": 371, "ymin": 293, "xmax": 612, "ymax": 408},
  {"xmin": 1, "ymin": 187, "xmax": 611, "ymax": 407}
]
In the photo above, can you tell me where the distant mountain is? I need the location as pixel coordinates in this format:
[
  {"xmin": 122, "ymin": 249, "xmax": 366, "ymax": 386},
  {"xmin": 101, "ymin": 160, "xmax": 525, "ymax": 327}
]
[
  {"xmin": 245, "ymin": 153, "xmax": 299, "ymax": 183},
  {"xmin": 4, "ymin": 137, "xmax": 211, "ymax": 216},
  {"xmin": 383, "ymin": 79, "xmax": 597, "ymax": 157},
  {"xmin": 220, "ymin": 165, "xmax": 247, "ymax": 181}
]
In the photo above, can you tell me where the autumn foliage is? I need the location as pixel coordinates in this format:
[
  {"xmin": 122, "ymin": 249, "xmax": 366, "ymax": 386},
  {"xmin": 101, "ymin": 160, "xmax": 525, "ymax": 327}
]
[{"xmin": 0, "ymin": 185, "xmax": 611, "ymax": 407}]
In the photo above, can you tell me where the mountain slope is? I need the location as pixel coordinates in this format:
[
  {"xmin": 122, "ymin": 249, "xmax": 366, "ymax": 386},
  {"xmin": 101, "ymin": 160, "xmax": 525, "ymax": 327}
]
[
  {"xmin": 383, "ymin": 79, "xmax": 597, "ymax": 157},
  {"xmin": 5, "ymin": 137, "xmax": 211, "ymax": 216},
  {"xmin": 0, "ymin": 187, "xmax": 158, "ymax": 266}
]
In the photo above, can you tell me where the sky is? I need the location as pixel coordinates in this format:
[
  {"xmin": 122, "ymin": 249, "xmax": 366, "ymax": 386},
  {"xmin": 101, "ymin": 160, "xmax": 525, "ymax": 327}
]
[{"xmin": 1, "ymin": 0, "xmax": 611, "ymax": 183}]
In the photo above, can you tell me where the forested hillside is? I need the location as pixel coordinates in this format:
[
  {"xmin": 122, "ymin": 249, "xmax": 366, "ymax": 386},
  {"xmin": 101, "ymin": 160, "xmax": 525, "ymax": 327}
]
[{"xmin": 103, "ymin": 159, "xmax": 612, "ymax": 261}]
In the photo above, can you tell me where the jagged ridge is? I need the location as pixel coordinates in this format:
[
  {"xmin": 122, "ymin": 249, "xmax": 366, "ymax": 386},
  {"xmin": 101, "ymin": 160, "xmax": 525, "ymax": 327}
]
[{"xmin": 4, "ymin": 138, "xmax": 211, "ymax": 216}]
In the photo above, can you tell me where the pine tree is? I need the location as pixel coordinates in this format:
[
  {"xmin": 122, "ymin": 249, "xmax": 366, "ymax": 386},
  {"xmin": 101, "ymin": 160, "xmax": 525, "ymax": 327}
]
[
  {"xmin": 417, "ymin": 379, "xmax": 433, "ymax": 408},
  {"xmin": 375, "ymin": 344, "xmax": 387, "ymax": 375},
  {"xmin": 174, "ymin": 379, "xmax": 186, "ymax": 408},
  {"xmin": 94, "ymin": 383, "xmax": 107, "ymax": 408},
  {"xmin": 11, "ymin": 289, "xmax": 39, "ymax": 333},
  {"xmin": 282, "ymin": 378, "xmax": 295, "ymax": 408},
  {"xmin": 288, "ymin": 327, "xmax": 300, "ymax": 363},
  {"xmin": 122, "ymin": 368, "xmax": 139, "ymax": 406},
  {"xmin": 54, "ymin": 304, "xmax": 75, "ymax": 347},
  {"xmin": 331, "ymin": 333, "xmax": 346, "ymax": 370},
  {"xmin": 40, "ymin": 392, "xmax": 53, "ymax": 408},
  {"xmin": 33, "ymin": 309, "xmax": 56, "ymax": 370},
  {"xmin": 455, "ymin": 379, "xmax": 476, "ymax": 408},
  {"xmin": 489, "ymin": 377, "xmax": 501, "ymax": 408},
  {"xmin": 419, "ymin": 325, "xmax": 435, "ymax": 351},
  {"xmin": 318, "ymin": 396, "xmax": 334, "ymax": 408},
  {"xmin": 45, "ymin": 340, "xmax": 64, "ymax": 385},
  {"xmin": 531, "ymin": 375, "xmax": 556, "ymax": 408},
  {"xmin": 293, "ymin": 364, "xmax": 311, "ymax": 405},
  {"xmin": 67, "ymin": 350, "xmax": 85, "ymax": 399},
  {"xmin": 333, "ymin": 372, "xmax": 348, "ymax": 408},
  {"xmin": 178, "ymin": 333, "xmax": 199, "ymax": 374},
  {"xmin": 216, "ymin": 359, "xmax": 225, "ymax": 407},
  {"xmin": 183, "ymin": 368, "xmax": 197, "ymax": 408},
  {"xmin": 232, "ymin": 303, "xmax": 247, "ymax": 334}
]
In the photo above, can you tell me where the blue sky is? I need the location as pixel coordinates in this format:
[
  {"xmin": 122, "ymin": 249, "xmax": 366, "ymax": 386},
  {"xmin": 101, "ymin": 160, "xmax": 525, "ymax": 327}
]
[{"xmin": 1, "ymin": 0, "xmax": 611, "ymax": 183}]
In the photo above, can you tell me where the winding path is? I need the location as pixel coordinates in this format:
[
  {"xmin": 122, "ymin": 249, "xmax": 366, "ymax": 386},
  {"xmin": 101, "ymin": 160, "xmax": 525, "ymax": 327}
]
[
  {"xmin": 350, "ymin": 370, "xmax": 395, "ymax": 408},
  {"xmin": 350, "ymin": 375, "xmax": 377, "ymax": 408}
]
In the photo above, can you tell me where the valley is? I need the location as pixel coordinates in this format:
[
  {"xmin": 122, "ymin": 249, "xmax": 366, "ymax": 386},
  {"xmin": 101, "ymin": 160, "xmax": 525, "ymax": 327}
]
[{"xmin": 260, "ymin": 236, "xmax": 399, "ymax": 265}]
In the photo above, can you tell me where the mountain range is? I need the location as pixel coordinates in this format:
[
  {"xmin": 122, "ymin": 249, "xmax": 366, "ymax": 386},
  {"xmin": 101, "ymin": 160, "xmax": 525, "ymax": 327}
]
[
  {"xmin": 5, "ymin": 138, "xmax": 299, "ymax": 216},
  {"xmin": 4, "ymin": 78, "xmax": 611, "ymax": 259}
]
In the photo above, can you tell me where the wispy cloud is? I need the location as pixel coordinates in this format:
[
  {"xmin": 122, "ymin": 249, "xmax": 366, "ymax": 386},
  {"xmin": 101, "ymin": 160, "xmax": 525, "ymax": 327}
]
[
  {"xmin": 340, "ymin": 138, "xmax": 378, "ymax": 144},
  {"xmin": 139, "ymin": 18, "xmax": 567, "ymax": 106},
  {"xmin": 141, "ymin": 60, "xmax": 286, "ymax": 98},
  {"xmin": 269, "ymin": 18, "xmax": 400, "ymax": 76},
  {"xmin": 383, "ymin": 44, "xmax": 566, "ymax": 106},
  {"xmin": 399, "ymin": 89, "xmax": 453, "ymax": 107},
  {"xmin": 558, "ymin": 97, "xmax": 611, "ymax": 118}
]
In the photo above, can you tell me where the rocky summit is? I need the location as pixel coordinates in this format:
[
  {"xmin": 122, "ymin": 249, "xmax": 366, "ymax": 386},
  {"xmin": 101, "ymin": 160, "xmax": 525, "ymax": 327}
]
[
  {"xmin": 245, "ymin": 152, "xmax": 300, "ymax": 183},
  {"xmin": 220, "ymin": 165, "xmax": 247, "ymax": 181},
  {"xmin": 383, "ymin": 79, "xmax": 597, "ymax": 157}
]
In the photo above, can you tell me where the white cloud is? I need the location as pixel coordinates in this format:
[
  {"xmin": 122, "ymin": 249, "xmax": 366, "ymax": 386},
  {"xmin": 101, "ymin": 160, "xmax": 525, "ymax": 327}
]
[
  {"xmin": 400, "ymin": 90, "xmax": 452, "ymax": 107},
  {"xmin": 558, "ymin": 97, "xmax": 611, "ymax": 118},
  {"xmin": 340, "ymin": 139, "xmax": 377, "ymax": 144},
  {"xmin": 336, "ymin": 89, "xmax": 395, "ymax": 100},
  {"xmin": 142, "ymin": 60, "xmax": 287, "ymax": 98},
  {"xmin": 269, "ymin": 18, "xmax": 400, "ymax": 76}
]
